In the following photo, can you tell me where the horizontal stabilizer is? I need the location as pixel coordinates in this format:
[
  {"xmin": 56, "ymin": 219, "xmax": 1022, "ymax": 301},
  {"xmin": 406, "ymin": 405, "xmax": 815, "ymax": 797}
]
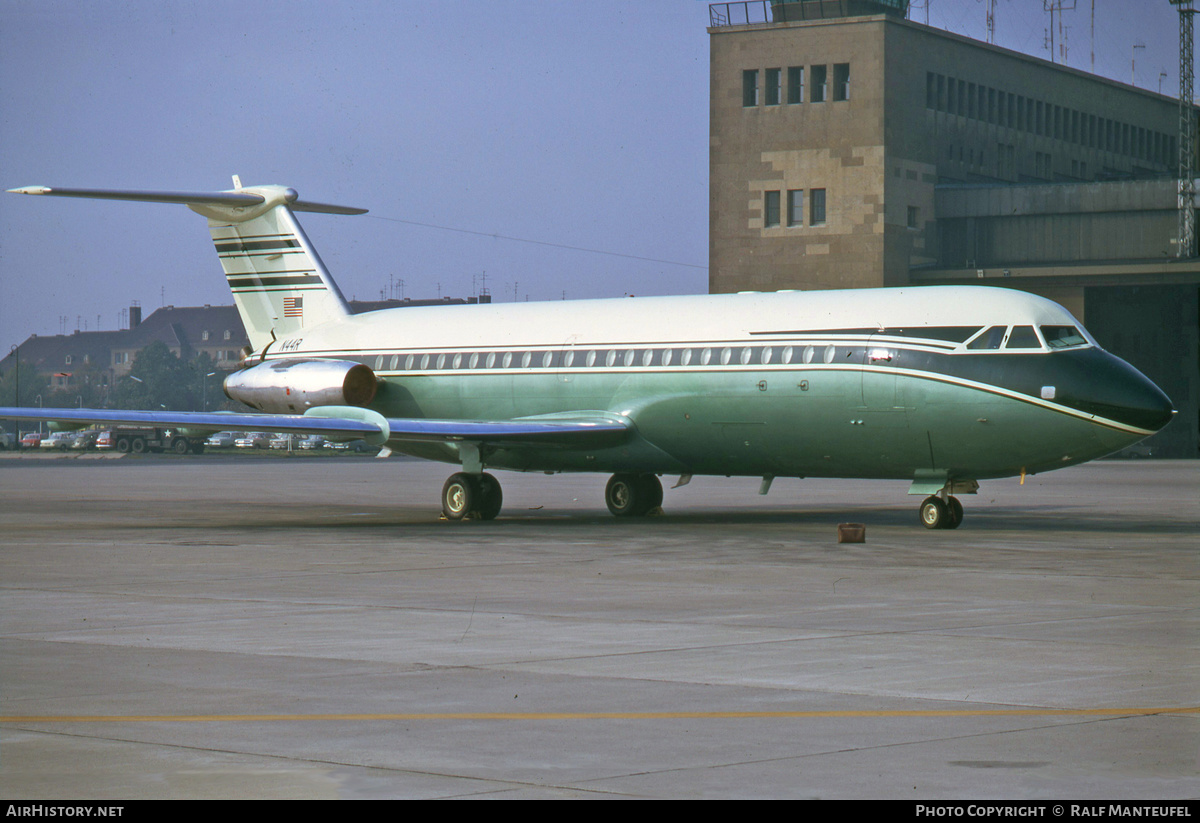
[
  {"xmin": 7, "ymin": 184, "xmax": 367, "ymax": 215},
  {"xmin": 7, "ymin": 185, "xmax": 267, "ymax": 207}
]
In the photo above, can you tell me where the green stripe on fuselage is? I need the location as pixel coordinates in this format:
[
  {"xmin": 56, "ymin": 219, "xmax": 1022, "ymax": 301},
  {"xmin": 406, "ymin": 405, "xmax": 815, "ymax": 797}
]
[{"xmin": 364, "ymin": 365, "xmax": 1136, "ymax": 480}]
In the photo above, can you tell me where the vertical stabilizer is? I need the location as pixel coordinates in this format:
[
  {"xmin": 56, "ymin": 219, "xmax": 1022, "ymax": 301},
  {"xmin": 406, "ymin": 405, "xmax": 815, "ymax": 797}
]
[{"xmin": 207, "ymin": 200, "xmax": 351, "ymax": 348}]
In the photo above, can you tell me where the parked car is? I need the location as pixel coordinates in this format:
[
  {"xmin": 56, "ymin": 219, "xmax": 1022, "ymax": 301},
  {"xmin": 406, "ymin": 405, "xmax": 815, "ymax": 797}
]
[
  {"xmin": 40, "ymin": 431, "xmax": 75, "ymax": 450},
  {"xmin": 269, "ymin": 433, "xmax": 303, "ymax": 450},
  {"xmin": 20, "ymin": 432, "xmax": 43, "ymax": 449},
  {"xmin": 95, "ymin": 430, "xmax": 114, "ymax": 449},
  {"xmin": 235, "ymin": 432, "xmax": 271, "ymax": 449},
  {"xmin": 205, "ymin": 431, "xmax": 243, "ymax": 448},
  {"xmin": 326, "ymin": 438, "xmax": 373, "ymax": 453},
  {"xmin": 298, "ymin": 435, "xmax": 327, "ymax": 450},
  {"xmin": 0, "ymin": 431, "xmax": 15, "ymax": 450},
  {"xmin": 69, "ymin": 430, "xmax": 100, "ymax": 450}
]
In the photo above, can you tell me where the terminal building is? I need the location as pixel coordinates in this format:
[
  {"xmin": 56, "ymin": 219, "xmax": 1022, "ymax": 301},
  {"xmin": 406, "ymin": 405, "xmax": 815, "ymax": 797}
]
[{"xmin": 708, "ymin": 0, "xmax": 1199, "ymax": 456}]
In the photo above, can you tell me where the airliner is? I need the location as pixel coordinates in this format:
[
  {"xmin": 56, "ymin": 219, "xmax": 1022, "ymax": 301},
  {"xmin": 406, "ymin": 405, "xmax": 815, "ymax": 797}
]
[{"xmin": 1, "ymin": 181, "xmax": 1175, "ymax": 528}]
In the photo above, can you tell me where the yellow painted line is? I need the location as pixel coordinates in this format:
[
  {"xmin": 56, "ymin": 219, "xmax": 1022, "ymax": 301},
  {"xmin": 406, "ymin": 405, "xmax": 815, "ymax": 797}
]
[{"xmin": 2, "ymin": 707, "xmax": 1197, "ymax": 723}]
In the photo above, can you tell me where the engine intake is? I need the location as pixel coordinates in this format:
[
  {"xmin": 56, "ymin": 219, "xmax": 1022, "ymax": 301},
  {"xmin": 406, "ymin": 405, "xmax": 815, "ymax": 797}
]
[{"xmin": 224, "ymin": 359, "xmax": 377, "ymax": 413}]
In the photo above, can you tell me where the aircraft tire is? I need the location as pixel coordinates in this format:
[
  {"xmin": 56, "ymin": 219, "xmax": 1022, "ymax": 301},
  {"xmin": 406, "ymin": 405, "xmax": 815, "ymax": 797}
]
[
  {"xmin": 477, "ymin": 473, "xmax": 503, "ymax": 521},
  {"xmin": 919, "ymin": 496, "xmax": 948, "ymax": 529},
  {"xmin": 945, "ymin": 496, "xmax": 964, "ymax": 529},
  {"xmin": 442, "ymin": 473, "xmax": 478, "ymax": 521},
  {"xmin": 639, "ymin": 473, "xmax": 663, "ymax": 510},
  {"xmin": 605, "ymin": 473, "xmax": 658, "ymax": 517}
]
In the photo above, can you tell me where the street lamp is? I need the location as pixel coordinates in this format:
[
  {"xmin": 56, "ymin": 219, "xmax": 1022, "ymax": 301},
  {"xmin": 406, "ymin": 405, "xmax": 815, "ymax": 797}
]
[
  {"xmin": 7, "ymin": 344, "xmax": 16, "ymax": 442},
  {"xmin": 203, "ymin": 372, "xmax": 216, "ymax": 412}
]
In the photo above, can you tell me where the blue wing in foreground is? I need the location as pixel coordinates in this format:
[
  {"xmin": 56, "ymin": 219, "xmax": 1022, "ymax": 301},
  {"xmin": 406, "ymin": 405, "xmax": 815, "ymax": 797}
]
[{"xmin": 0, "ymin": 407, "xmax": 630, "ymax": 449}]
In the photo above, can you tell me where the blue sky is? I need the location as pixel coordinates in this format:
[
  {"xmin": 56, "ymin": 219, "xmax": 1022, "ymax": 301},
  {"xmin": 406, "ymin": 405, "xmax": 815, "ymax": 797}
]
[{"xmin": 0, "ymin": 0, "xmax": 1185, "ymax": 354}]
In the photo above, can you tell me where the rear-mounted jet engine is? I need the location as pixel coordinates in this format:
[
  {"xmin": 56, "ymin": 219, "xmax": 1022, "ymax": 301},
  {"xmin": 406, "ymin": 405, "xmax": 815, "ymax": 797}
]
[{"xmin": 224, "ymin": 359, "xmax": 377, "ymax": 413}]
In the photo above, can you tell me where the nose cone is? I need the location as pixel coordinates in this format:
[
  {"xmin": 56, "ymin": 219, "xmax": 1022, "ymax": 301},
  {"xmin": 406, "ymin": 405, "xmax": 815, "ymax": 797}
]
[{"xmin": 1055, "ymin": 349, "xmax": 1174, "ymax": 433}]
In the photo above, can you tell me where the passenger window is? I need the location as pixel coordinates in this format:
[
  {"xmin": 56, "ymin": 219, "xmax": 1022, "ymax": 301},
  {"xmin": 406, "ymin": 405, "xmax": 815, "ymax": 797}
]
[
  {"xmin": 420, "ymin": 354, "xmax": 431, "ymax": 370},
  {"xmin": 542, "ymin": 351, "xmax": 553, "ymax": 368},
  {"xmin": 662, "ymin": 349, "xmax": 674, "ymax": 367},
  {"xmin": 1005, "ymin": 326, "xmax": 1041, "ymax": 349},
  {"xmin": 521, "ymin": 352, "xmax": 532, "ymax": 368},
  {"xmin": 762, "ymin": 347, "xmax": 773, "ymax": 364},
  {"xmin": 701, "ymin": 348, "xmax": 712, "ymax": 365},
  {"xmin": 485, "ymin": 352, "xmax": 496, "ymax": 368},
  {"xmin": 681, "ymin": 348, "xmax": 693, "ymax": 366},
  {"xmin": 564, "ymin": 350, "xmax": 575, "ymax": 368},
  {"xmin": 585, "ymin": 350, "xmax": 597, "ymax": 367},
  {"xmin": 967, "ymin": 326, "xmax": 1005, "ymax": 350},
  {"xmin": 405, "ymin": 354, "xmax": 415, "ymax": 370},
  {"xmin": 502, "ymin": 352, "xmax": 512, "ymax": 368}
]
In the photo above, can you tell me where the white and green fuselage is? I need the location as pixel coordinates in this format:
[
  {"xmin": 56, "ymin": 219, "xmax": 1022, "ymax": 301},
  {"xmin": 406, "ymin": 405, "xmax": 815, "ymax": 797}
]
[{"xmin": 259, "ymin": 287, "xmax": 1169, "ymax": 485}]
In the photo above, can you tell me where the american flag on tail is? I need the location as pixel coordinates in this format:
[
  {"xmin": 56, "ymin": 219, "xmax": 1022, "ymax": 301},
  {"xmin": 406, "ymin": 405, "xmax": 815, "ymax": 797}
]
[{"xmin": 283, "ymin": 296, "xmax": 303, "ymax": 318}]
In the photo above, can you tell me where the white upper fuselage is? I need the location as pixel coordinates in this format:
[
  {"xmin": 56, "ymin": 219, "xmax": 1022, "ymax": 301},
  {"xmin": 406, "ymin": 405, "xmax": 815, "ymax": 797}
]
[{"xmin": 270, "ymin": 286, "xmax": 1090, "ymax": 357}]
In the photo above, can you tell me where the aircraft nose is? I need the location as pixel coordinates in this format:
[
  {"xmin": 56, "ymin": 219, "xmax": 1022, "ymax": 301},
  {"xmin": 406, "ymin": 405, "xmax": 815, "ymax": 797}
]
[{"xmin": 1056, "ymin": 350, "xmax": 1175, "ymax": 433}]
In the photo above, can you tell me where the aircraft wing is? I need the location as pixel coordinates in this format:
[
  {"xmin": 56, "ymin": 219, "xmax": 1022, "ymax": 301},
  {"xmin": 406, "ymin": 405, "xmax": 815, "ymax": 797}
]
[{"xmin": 0, "ymin": 406, "xmax": 631, "ymax": 450}]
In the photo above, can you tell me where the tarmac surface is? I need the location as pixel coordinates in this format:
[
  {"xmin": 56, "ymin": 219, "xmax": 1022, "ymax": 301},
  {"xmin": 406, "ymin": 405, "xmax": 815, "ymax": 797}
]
[{"xmin": 0, "ymin": 453, "xmax": 1197, "ymax": 799}]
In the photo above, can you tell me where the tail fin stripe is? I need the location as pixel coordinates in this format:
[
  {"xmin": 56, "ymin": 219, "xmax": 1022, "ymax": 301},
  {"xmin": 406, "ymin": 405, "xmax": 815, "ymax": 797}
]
[
  {"xmin": 227, "ymin": 275, "xmax": 324, "ymax": 288},
  {"xmin": 216, "ymin": 239, "xmax": 302, "ymax": 253}
]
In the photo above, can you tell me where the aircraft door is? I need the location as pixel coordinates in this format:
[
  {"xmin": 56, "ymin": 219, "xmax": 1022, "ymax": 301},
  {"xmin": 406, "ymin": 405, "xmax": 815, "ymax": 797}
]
[
  {"xmin": 861, "ymin": 333, "xmax": 900, "ymax": 412},
  {"xmin": 558, "ymin": 335, "xmax": 578, "ymax": 383}
]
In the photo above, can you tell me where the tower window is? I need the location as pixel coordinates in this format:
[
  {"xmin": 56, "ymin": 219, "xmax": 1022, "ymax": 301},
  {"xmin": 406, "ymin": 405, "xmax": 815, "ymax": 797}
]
[
  {"xmin": 809, "ymin": 189, "xmax": 826, "ymax": 226},
  {"xmin": 743, "ymin": 70, "xmax": 759, "ymax": 107},
  {"xmin": 787, "ymin": 190, "xmax": 804, "ymax": 227},
  {"xmin": 765, "ymin": 68, "xmax": 781, "ymax": 106},
  {"xmin": 811, "ymin": 65, "xmax": 827, "ymax": 103},
  {"xmin": 788, "ymin": 66, "xmax": 804, "ymax": 104},
  {"xmin": 764, "ymin": 191, "xmax": 781, "ymax": 228},
  {"xmin": 833, "ymin": 63, "xmax": 850, "ymax": 101}
]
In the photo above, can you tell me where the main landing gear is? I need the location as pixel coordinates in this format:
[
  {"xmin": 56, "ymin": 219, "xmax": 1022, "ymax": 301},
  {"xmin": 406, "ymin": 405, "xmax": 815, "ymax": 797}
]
[
  {"xmin": 439, "ymin": 471, "xmax": 665, "ymax": 521},
  {"xmin": 919, "ymin": 495, "xmax": 964, "ymax": 530},
  {"xmin": 604, "ymin": 473, "xmax": 663, "ymax": 517},
  {"xmin": 441, "ymin": 472, "xmax": 503, "ymax": 521}
]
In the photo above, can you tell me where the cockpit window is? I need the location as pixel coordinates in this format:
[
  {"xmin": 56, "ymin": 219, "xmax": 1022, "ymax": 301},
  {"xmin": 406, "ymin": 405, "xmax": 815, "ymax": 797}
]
[
  {"xmin": 966, "ymin": 326, "xmax": 1006, "ymax": 350},
  {"xmin": 1041, "ymin": 325, "xmax": 1088, "ymax": 349},
  {"xmin": 1005, "ymin": 325, "xmax": 1041, "ymax": 349}
]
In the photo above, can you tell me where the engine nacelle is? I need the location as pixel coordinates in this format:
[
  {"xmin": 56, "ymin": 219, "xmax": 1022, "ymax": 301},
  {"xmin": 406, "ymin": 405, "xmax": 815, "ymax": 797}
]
[{"xmin": 223, "ymin": 359, "xmax": 378, "ymax": 413}]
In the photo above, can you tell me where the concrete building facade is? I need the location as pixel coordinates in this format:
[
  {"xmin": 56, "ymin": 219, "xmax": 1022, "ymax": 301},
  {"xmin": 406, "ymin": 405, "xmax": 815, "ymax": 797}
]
[{"xmin": 708, "ymin": 0, "xmax": 1199, "ymax": 456}]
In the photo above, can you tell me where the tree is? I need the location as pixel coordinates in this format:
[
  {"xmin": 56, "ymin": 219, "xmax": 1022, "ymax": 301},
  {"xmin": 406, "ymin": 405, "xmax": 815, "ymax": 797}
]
[{"xmin": 109, "ymin": 342, "xmax": 199, "ymax": 411}]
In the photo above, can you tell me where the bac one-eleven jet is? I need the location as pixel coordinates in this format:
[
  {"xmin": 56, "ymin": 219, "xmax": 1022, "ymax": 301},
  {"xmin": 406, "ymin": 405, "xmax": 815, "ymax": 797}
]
[{"xmin": 1, "ymin": 181, "xmax": 1176, "ymax": 528}]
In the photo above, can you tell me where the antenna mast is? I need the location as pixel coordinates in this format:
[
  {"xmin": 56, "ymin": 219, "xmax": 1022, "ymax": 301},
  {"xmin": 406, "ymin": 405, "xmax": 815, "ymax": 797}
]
[{"xmin": 1172, "ymin": 0, "xmax": 1197, "ymax": 258}]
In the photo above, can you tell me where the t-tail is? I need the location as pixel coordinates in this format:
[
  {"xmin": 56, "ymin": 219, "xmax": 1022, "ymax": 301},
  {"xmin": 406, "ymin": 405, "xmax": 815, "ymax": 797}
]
[{"xmin": 7, "ymin": 179, "xmax": 367, "ymax": 351}]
